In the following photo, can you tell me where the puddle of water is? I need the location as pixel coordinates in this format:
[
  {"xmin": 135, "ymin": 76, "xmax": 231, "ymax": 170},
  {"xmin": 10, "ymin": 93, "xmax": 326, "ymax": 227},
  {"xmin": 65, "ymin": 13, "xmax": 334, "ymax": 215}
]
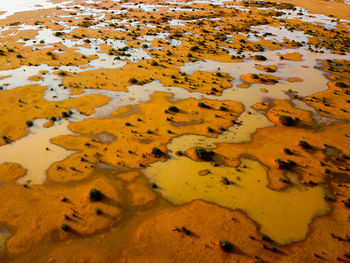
[
  {"xmin": 136, "ymin": 48, "xmax": 342, "ymax": 245},
  {"xmin": 179, "ymin": 48, "xmax": 339, "ymax": 98},
  {"xmin": 0, "ymin": 117, "xmax": 79, "ymax": 185},
  {"xmin": 0, "ymin": 0, "xmax": 72, "ymax": 20},
  {"xmin": 232, "ymin": 3, "xmax": 349, "ymax": 29},
  {"xmin": 0, "ymin": 65, "xmax": 71, "ymax": 102},
  {"xmin": 167, "ymin": 110, "xmax": 273, "ymax": 153},
  {"xmin": 0, "ymin": 0, "xmax": 345, "ymax": 192},
  {"xmin": 0, "ymin": 79, "xmax": 246, "ymax": 185},
  {"xmin": 179, "ymin": 48, "xmax": 345, "ymax": 124},
  {"xmin": 0, "ymin": 0, "xmax": 346, "ymax": 254},
  {"xmin": 120, "ymin": 3, "xmax": 163, "ymax": 12},
  {"xmin": 272, "ymin": 6, "xmax": 346, "ymax": 29},
  {"xmin": 168, "ymin": 0, "xmax": 231, "ymax": 5},
  {"xmin": 143, "ymin": 157, "xmax": 330, "ymax": 244},
  {"xmin": 0, "ymin": 45, "xmax": 339, "ymax": 185},
  {"xmin": 250, "ymin": 25, "xmax": 310, "ymax": 43},
  {"xmin": 0, "ymin": 45, "xmax": 343, "ymax": 187},
  {"xmin": 0, "ymin": 0, "xmax": 344, "ymax": 249}
]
